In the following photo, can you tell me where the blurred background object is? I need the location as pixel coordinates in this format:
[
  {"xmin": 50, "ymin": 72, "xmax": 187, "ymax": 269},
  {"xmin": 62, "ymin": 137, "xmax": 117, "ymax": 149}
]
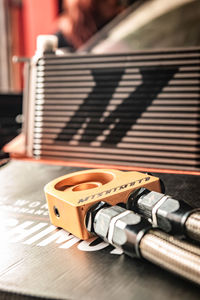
[
  {"xmin": 0, "ymin": 0, "xmax": 24, "ymax": 93},
  {"xmin": 0, "ymin": 0, "xmax": 135, "ymax": 94},
  {"xmin": 56, "ymin": 0, "xmax": 127, "ymax": 50},
  {"xmin": 82, "ymin": 0, "xmax": 200, "ymax": 53}
]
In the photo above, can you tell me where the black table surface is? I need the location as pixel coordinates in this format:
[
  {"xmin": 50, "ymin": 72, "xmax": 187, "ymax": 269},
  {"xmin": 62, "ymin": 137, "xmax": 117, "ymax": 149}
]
[{"xmin": 0, "ymin": 159, "xmax": 200, "ymax": 300}]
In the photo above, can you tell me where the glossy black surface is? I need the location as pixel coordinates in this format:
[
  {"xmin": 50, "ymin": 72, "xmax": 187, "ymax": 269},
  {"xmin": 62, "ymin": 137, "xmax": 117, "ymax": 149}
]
[{"xmin": 0, "ymin": 93, "xmax": 22, "ymax": 149}]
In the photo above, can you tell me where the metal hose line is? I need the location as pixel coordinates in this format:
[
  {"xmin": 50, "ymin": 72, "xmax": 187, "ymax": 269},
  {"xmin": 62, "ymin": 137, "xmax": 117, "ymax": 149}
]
[
  {"xmin": 185, "ymin": 211, "xmax": 200, "ymax": 242},
  {"xmin": 140, "ymin": 230, "xmax": 200, "ymax": 285},
  {"xmin": 151, "ymin": 229, "xmax": 200, "ymax": 257}
]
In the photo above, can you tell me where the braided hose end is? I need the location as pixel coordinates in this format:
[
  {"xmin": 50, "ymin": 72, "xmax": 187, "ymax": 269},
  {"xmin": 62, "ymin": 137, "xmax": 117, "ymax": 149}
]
[{"xmin": 185, "ymin": 211, "xmax": 200, "ymax": 242}]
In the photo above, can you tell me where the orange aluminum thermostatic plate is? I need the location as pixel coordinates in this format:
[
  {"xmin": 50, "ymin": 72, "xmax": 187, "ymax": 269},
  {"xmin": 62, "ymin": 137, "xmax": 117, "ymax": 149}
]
[{"xmin": 44, "ymin": 169, "xmax": 161, "ymax": 240}]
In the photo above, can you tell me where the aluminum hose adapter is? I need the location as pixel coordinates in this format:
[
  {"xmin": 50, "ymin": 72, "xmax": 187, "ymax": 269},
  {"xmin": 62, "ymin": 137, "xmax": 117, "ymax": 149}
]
[
  {"xmin": 127, "ymin": 188, "xmax": 200, "ymax": 242},
  {"xmin": 86, "ymin": 202, "xmax": 200, "ymax": 285}
]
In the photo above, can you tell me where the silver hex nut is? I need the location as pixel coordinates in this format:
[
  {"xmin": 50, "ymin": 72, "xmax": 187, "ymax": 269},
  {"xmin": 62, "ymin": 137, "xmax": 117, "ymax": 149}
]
[
  {"xmin": 112, "ymin": 212, "xmax": 142, "ymax": 246},
  {"xmin": 85, "ymin": 201, "xmax": 108, "ymax": 233},
  {"xmin": 93, "ymin": 206, "xmax": 124, "ymax": 241}
]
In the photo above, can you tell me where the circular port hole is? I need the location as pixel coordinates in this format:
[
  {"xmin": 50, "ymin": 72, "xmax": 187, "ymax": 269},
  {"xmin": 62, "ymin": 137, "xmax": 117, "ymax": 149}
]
[
  {"xmin": 72, "ymin": 182, "xmax": 101, "ymax": 192},
  {"xmin": 55, "ymin": 171, "xmax": 115, "ymax": 192},
  {"xmin": 53, "ymin": 206, "xmax": 60, "ymax": 218}
]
